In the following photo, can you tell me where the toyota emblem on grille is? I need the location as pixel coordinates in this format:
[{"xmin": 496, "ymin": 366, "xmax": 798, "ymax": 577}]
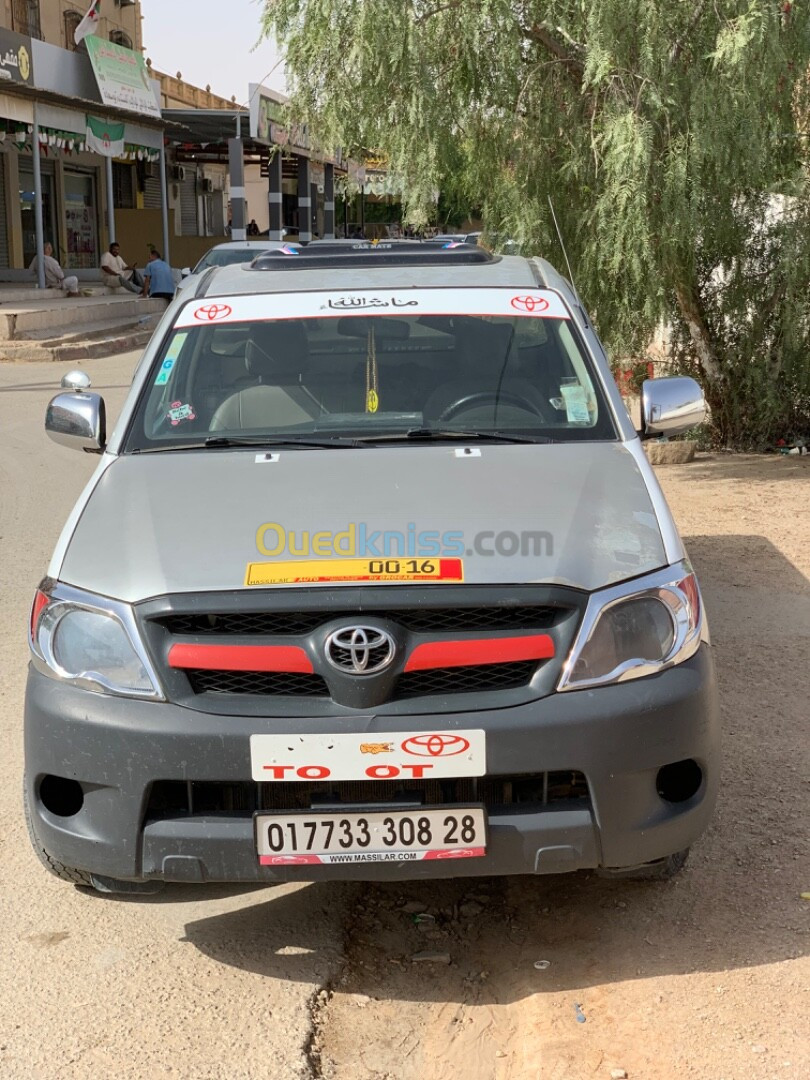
[{"xmin": 325, "ymin": 626, "xmax": 396, "ymax": 675}]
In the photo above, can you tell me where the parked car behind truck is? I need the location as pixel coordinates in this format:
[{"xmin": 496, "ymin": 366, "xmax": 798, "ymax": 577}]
[{"xmin": 25, "ymin": 241, "xmax": 718, "ymax": 893}]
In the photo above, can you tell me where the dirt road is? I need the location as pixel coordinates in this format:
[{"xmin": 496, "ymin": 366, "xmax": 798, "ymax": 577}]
[{"xmin": 0, "ymin": 355, "xmax": 807, "ymax": 1079}]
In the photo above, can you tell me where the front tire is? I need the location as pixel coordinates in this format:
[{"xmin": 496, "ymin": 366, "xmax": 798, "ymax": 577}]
[
  {"xmin": 597, "ymin": 848, "xmax": 690, "ymax": 881},
  {"xmin": 23, "ymin": 782, "xmax": 93, "ymax": 886}
]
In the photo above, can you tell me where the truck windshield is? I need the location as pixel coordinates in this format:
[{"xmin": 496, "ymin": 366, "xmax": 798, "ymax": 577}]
[{"xmin": 125, "ymin": 288, "xmax": 617, "ymax": 451}]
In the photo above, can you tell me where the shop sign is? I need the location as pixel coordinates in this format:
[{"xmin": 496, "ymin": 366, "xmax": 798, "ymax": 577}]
[
  {"xmin": 86, "ymin": 35, "xmax": 160, "ymax": 119},
  {"xmin": 0, "ymin": 27, "xmax": 33, "ymax": 87}
]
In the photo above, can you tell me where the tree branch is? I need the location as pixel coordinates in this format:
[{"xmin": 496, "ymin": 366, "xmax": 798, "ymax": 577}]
[
  {"xmin": 415, "ymin": 2, "xmax": 463, "ymax": 24},
  {"xmin": 669, "ymin": 1, "xmax": 708, "ymax": 64},
  {"xmin": 675, "ymin": 281, "xmax": 722, "ymax": 382},
  {"xmin": 522, "ymin": 22, "xmax": 585, "ymax": 92}
]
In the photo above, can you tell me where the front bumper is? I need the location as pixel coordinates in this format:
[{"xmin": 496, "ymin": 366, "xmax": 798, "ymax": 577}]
[{"xmin": 24, "ymin": 646, "xmax": 719, "ymax": 883}]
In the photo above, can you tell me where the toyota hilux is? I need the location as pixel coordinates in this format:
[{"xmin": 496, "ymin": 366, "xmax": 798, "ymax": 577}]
[{"xmin": 25, "ymin": 240, "xmax": 718, "ymax": 893}]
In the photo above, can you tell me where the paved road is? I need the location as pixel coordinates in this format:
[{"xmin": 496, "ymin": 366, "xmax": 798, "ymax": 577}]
[{"xmin": 0, "ymin": 354, "xmax": 807, "ymax": 1079}]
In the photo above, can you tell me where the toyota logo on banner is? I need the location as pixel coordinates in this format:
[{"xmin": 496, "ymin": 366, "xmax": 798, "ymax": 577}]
[
  {"xmin": 193, "ymin": 304, "xmax": 233, "ymax": 322},
  {"xmin": 325, "ymin": 626, "xmax": 396, "ymax": 675},
  {"xmin": 510, "ymin": 295, "xmax": 549, "ymax": 313}
]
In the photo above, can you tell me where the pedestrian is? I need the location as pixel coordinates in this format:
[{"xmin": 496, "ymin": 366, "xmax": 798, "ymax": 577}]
[
  {"xmin": 247, "ymin": 219, "xmax": 260, "ymax": 237},
  {"xmin": 100, "ymin": 242, "xmax": 143, "ymax": 294},
  {"xmin": 29, "ymin": 243, "xmax": 80, "ymax": 297},
  {"xmin": 141, "ymin": 250, "xmax": 175, "ymax": 301}
]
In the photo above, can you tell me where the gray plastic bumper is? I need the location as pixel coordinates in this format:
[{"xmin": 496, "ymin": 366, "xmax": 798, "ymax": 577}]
[{"xmin": 24, "ymin": 646, "xmax": 719, "ymax": 883}]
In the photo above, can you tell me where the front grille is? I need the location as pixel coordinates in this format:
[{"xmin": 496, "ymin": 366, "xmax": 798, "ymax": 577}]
[
  {"xmin": 146, "ymin": 771, "xmax": 590, "ymax": 818},
  {"xmin": 187, "ymin": 670, "xmax": 329, "ymax": 696},
  {"xmin": 184, "ymin": 661, "xmax": 536, "ymax": 698},
  {"xmin": 394, "ymin": 661, "xmax": 536, "ymax": 699},
  {"xmin": 160, "ymin": 605, "xmax": 559, "ymax": 637}
]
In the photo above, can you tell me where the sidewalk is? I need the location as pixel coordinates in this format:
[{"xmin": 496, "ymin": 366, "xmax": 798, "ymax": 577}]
[{"xmin": 0, "ymin": 287, "xmax": 166, "ymax": 363}]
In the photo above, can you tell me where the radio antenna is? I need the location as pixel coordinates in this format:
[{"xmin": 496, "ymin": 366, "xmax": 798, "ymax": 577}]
[{"xmin": 548, "ymin": 196, "xmax": 582, "ymax": 305}]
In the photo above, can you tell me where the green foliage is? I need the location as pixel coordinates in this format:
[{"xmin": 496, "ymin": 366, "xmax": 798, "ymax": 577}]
[{"xmin": 260, "ymin": 0, "xmax": 810, "ymax": 445}]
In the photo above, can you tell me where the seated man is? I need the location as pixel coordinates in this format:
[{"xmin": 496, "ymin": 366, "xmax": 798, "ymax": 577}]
[
  {"xmin": 100, "ymin": 243, "xmax": 143, "ymax": 294},
  {"xmin": 141, "ymin": 250, "xmax": 175, "ymax": 302},
  {"xmin": 29, "ymin": 243, "xmax": 79, "ymax": 297}
]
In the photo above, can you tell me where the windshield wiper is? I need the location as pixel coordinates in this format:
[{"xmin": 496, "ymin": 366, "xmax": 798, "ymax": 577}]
[
  {"xmin": 362, "ymin": 428, "xmax": 555, "ymax": 445},
  {"xmin": 131, "ymin": 435, "xmax": 363, "ymax": 454},
  {"xmin": 204, "ymin": 435, "xmax": 362, "ymax": 449}
]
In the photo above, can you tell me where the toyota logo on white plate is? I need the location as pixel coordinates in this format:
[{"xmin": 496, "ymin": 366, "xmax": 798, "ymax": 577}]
[{"xmin": 325, "ymin": 626, "xmax": 396, "ymax": 675}]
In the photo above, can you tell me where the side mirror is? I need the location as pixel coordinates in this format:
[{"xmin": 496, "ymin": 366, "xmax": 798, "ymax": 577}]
[
  {"xmin": 61, "ymin": 370, "xmax": 91, "ymax": 392},
  {"xmin": 46, "ymin": 391, "xmax": 106, "ymax": 453},
  {"xmin": 181, "ymin": 267, "xmax": 191, "ymax": 278},
  {"xmin": 641, "ymin": 376, "xmax": 706, "ymax": 439}
]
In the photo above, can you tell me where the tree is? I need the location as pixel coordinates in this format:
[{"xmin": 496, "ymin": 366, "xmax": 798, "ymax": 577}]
[{"xmin": 260, "ymin": 1, "xmax": 810, "ymax": 445}]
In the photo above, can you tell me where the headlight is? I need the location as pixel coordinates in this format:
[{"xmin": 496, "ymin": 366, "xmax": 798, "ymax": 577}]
[
  {"xmin": 30, "ymin": 583, "xmax": 162, "ymax": 699},
  {"xmin": 558, "ymin": 564, "xmax": 704, "ymax": 691}
]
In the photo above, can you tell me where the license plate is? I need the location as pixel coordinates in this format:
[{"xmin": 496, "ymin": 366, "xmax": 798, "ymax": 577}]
[{"xmin": 255, "ymin": 806, "xmax": 487, "ymax": 865}]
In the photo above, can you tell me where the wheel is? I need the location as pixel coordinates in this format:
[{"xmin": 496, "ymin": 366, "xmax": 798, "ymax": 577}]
[
  {"xmin": 597, "ymin": 848, "xmax": 690, "ymax": 882},
  {"xmin": 23, "ymin": 781, "xmax": 93, "ymax": 887}
]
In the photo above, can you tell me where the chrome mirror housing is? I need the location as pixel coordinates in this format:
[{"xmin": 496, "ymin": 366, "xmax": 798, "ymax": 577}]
[
  {"xmin": 46, "ymin": 392, "xmax": 106, "ymax": 453},
  {"xmin": 60, "ymin": 370, "xmax": 92, "ymax": 392},
  {"xmin": 641, "ymin": 376, "xmax": 706, "ymax": 439}
]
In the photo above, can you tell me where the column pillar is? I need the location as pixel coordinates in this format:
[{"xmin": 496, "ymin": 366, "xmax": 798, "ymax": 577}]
[
  {"xmin": 228, "ymin": 135, "xmax": 247, "ymax": 241},
  {"xmin": 268, "ymin": 150, "xmax": 283, "ymax": 240},
  {"xmin": 105, "ymin": 155, "xmax": 116, "ymax": 244},
  {"xmin": 31, "ymin": 104, "xmax": 45, "ymax": 288},
  {"xmin": 323, "ymin": 163, "xmax": 334, "ymax": 239},
  {"xmin": 159, "ymin": 141, "xmax": 171, "ymax": 262},
  {"xmin": 297, "ymin": 155, "xmax": 311, "ymax": 242}
]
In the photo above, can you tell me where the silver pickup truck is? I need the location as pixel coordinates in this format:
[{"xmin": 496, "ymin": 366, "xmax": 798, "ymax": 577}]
[{"xmin": 25, "ymin": 240, "xmax": 718, "ymax": 894}]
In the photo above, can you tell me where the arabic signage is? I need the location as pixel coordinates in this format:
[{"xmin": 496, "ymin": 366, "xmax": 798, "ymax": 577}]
[
  {"xmin": 0, "ymin": 27, "xmax": 33, "ymax": 87},
  {"xmin": 85, "ymin": 35, "xmax": 160, "ymax": 119}
]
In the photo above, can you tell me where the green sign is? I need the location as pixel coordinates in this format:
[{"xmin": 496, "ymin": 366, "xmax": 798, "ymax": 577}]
[{"xmin": 86, "ymin": 35, "xmax": 160, "ymax": 119}]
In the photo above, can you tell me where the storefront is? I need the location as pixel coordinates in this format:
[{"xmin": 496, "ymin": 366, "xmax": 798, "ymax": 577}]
[{"xmin": 0, "ymin": 26, "xmax": 165, "ymax": 280}]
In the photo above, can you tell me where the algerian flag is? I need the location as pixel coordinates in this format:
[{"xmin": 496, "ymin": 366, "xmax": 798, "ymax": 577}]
[
  {"xmin": 74, "ymin": 1, "xmax": 101, "ymax": 46},
  {"xmin": 86, "ymin": 115, "xmax": 125, "ymax": 158}
]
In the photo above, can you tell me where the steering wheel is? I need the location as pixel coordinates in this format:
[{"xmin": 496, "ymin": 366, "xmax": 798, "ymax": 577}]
[{"xmin": 438, "ymin": 391, "xmax": 545, "ymax": 424}]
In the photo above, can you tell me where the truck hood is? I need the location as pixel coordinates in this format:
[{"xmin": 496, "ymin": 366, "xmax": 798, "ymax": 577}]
[{"xmin": 58, "ymin": 443, "xmax": 668, "ymax": 603}]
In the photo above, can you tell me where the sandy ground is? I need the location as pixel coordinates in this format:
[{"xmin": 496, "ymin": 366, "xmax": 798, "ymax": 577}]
[{"xmin": 0, "ymin": 354, "xmax": 807, "ymax": 1079}]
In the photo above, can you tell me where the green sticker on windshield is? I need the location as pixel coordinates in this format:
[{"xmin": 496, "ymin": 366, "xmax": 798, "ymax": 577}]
[{"xmin": 155, "ymin": 334, "xmax": 188, "ymax": 385}]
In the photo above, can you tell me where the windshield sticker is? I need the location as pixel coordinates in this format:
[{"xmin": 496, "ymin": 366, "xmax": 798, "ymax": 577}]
[
  {"xmin": 245, "ymin": 557, "xmax": 464, "ymax": 587},
  {"xmin": 174, "ymin": 288, "xmax": 570, "ymax": 328},
  {"xmin": 560, "ymin": 383, "xmax": 590, "ymax": 423},
  {"xmin": 167, "ymin": 401, "xmax": 196, "ymax": 426},
  {"xmin": 155, "ymin": 358, "xmax": 176, "ymax": 385}
]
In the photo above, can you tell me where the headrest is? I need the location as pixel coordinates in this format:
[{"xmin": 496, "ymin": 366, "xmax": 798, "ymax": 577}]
[
  {"xmin": 454, "ymin": 317, "xmax": 514, "ymax": 373},
  {"xmin": 245, "ymin": 320, "xmax": 308, "ymax": 381},
  {"xmin": 336, "ymin": 317, "xmax": 411, "ymax": 340}
]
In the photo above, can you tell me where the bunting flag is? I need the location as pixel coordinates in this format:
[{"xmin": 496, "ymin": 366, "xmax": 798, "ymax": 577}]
[
  {"xmin": 86, "ymin": 115, "xmax": 125, "ymax": 158},
  {"xmin": 74, "ymin": 1, "xmax": 101, "ymax": 46}
]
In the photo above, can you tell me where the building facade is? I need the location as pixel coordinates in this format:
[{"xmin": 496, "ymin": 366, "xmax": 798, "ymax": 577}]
[{"xmin": 0, "ymin": 0, "xmax": 163, "ymax": 278}]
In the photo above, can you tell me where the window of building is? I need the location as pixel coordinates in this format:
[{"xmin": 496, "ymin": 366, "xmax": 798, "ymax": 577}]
[
  {"xmin": 64, "ymin": 11, "xmax": 86, "ymax": 52},
  {"xmin": 109, "ymin": 30, "xmax": 133, "ymax": 50},
  {"xmin": 12, "ymin": 0, "xmax": 42, "ymax": 39},
  {"xmin": 112, "ymin": 163, "xmax": 136, "ymax": 210}
]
